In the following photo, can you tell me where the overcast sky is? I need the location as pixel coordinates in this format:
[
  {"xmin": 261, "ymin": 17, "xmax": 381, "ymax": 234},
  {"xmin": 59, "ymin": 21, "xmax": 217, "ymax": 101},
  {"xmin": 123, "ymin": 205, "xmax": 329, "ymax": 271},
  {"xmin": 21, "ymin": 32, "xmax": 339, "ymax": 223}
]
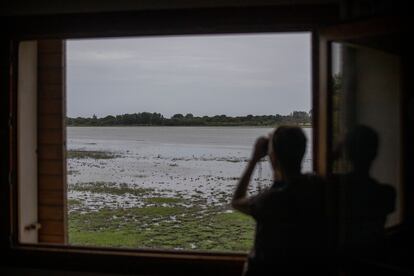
[{"xmin": 67, "ymin": 33, "xmax": 311, "ymax": 118}]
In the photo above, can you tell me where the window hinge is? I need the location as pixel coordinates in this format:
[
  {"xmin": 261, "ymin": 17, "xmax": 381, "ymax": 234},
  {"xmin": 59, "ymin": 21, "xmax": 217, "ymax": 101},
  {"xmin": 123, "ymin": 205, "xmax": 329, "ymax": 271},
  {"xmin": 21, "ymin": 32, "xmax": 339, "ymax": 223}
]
[{"xmin": 24, "ymin": 223, "xmax": 42, "ymax": 232}]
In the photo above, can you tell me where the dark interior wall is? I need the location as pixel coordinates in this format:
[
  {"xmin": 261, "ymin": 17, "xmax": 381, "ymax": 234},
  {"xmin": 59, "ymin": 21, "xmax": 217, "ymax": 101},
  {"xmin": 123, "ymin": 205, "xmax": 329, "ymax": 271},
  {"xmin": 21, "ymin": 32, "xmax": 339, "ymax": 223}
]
[{"xmin": 339, "ymin": 0, "xmax": 407, "ymax": 19}]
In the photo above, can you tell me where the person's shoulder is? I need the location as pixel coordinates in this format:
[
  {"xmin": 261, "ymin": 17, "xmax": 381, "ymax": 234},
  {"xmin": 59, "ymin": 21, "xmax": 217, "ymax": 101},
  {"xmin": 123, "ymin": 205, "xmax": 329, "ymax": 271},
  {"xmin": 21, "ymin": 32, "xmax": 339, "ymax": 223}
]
[
  {"xmin": 251, "ymin": 183, "xmax": 289, "ymax": 205},
  {"xmin": 249, "ymin": 187, "xmax": 276, "ymax": 203},
  {"xmin": 248, "ymin": 185, "xmax": 289, "ymax": 219},
  {"xmin": 260, "ymin": 184, "xmax": 286, "ymax": 199}
]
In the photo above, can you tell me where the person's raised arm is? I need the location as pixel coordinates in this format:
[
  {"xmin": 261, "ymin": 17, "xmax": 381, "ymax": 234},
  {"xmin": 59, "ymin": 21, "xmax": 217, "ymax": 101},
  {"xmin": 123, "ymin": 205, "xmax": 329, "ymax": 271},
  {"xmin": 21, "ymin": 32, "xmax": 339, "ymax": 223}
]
[{"xmin": 231, "ymin": 137, "xmax": 268, "ymax": 215}]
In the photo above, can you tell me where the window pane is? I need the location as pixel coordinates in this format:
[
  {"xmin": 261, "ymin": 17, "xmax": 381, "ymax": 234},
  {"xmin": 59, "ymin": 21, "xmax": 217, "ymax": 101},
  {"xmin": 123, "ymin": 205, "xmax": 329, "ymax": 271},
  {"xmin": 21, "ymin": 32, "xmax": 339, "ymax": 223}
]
[
  {"xmin": 66, "ymin": 33, "xmax": 312, "ymax": 251},
  {"xmin": 330, "ymin": 41, "xmax": 402, "ymax": 232}
]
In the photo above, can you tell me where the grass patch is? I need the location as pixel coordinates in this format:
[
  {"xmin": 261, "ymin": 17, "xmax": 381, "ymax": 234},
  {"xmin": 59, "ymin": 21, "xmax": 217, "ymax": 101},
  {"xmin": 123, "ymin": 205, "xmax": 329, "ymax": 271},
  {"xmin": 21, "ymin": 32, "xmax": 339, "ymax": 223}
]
[
  {"xmin": 67, "ymin": 150, "xmax": 120, "ymax": 159},
  {"xmin": 68, "ymin": 182, "xmax": 253, "ymax": 251},
  {"xmin": 68, "ymin": 199, "xmax": 82, "ymax": 206},
  {"xmin": 144, "ymin": 197, "xmax": 183, "ymax": 204},
  {"xmin": 69, "ymin": 204, "xmax": 254, "ymax": 252},
  {"xmin": 70, "ymin": 182, "xmax": 154, "ymax": 196}
]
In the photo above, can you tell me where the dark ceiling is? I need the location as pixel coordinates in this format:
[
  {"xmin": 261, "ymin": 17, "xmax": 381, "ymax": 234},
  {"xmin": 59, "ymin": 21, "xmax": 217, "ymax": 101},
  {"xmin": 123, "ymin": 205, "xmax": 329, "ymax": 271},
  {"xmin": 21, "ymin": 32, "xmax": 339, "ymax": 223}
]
[{"xmin": 1, "ymin": 0, "xmax": 339, "ymax": 16}]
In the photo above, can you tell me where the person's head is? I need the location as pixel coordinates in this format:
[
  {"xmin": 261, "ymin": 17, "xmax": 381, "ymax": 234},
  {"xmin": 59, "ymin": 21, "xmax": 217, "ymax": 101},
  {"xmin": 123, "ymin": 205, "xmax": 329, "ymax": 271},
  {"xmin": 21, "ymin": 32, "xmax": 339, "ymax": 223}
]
[
  {"xmin": 345, "ymin": 125, "xmax": 379, "ymax": 173},
  {"xmin": 269, "ymin": 126, "xmax": 307, "ymax": 175}
]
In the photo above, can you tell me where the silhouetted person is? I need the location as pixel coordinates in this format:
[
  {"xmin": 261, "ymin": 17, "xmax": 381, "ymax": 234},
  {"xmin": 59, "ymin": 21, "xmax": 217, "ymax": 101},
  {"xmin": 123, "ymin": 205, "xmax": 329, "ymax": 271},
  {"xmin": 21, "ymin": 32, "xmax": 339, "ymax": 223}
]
[
  {"xmin": 232, "ymin": 126, "xmax": 328, "ymax": 275},
  {"xmin": 333, "ymin": 125, "xmax": 396, "ymax": 259}
]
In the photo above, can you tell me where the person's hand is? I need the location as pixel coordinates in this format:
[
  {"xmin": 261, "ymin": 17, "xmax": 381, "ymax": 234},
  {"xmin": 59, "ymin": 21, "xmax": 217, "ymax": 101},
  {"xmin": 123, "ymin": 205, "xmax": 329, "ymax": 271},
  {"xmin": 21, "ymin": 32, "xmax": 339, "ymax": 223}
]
[{"xmin": 251, "ymin": 136, "xmax": 269, "ymax": 162}]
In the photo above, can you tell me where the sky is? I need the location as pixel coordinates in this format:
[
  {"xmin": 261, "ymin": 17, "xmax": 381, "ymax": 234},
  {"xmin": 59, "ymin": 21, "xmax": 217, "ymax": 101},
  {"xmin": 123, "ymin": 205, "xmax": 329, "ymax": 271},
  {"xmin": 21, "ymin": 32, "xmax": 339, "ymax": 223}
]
[{"xmin": 67, "ymin": 33, "xmax": 311, "ymax": 118}]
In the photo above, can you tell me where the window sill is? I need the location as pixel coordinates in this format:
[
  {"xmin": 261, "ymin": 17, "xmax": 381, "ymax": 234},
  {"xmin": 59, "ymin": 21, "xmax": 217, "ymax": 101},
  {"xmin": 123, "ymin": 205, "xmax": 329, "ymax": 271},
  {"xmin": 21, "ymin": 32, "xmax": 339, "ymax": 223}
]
[{"xmin": 6, "ymin": 243, "xmax": 247, "ymax": 275}]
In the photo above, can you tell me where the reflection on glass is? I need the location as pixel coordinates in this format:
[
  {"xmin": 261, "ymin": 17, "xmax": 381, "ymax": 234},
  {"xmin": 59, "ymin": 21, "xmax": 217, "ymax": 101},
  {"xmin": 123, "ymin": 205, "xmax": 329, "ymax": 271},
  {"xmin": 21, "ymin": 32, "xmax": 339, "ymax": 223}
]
[{"xmin": 330, "ymin": 41, "xmax": 402, "ymax": 245}]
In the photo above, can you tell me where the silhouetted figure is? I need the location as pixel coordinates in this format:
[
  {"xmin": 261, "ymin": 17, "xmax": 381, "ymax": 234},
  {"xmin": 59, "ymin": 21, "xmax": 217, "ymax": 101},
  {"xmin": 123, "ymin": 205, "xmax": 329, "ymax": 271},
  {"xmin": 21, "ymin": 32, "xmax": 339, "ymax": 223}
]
[
  {"xmin": 334, "ymin": 125, "xmax": 396, "ymax": 259},
  {"xmin": 232, "ymin": 126, "xmax": 328, "ymax": 275}
]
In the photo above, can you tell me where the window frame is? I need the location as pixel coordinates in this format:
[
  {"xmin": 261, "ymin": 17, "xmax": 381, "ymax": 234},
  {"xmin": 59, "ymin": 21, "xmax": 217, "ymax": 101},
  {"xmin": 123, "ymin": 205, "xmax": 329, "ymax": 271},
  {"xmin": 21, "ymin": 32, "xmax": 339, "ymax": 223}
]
[{"xmin": 1, "ymin": 5, "xmax": 340, "ymax": 275}]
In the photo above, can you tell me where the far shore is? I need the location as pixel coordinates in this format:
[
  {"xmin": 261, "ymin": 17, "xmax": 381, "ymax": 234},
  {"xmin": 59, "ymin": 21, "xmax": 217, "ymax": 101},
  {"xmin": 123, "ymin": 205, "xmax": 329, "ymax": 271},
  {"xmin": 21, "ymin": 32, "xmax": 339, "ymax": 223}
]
[{"xmin": 66, "ymin": 124, "xmax": 312, "ymax": 128}]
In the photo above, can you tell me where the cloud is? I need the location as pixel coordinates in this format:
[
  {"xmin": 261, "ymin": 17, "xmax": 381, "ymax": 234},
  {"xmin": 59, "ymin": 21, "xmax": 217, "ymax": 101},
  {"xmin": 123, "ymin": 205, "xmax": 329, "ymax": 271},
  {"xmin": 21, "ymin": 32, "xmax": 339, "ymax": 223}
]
[{"xmin": 67, "ymin": 33, "xmax": 311, "ymax": 117}]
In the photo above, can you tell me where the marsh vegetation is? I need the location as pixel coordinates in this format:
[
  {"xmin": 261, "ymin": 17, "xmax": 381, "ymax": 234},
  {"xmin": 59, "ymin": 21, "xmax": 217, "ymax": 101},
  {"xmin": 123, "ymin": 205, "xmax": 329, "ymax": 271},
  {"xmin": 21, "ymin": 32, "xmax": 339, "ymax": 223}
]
[{"xmin": 67, "ymin": 126, "xmax": 312, "ymax": 251}]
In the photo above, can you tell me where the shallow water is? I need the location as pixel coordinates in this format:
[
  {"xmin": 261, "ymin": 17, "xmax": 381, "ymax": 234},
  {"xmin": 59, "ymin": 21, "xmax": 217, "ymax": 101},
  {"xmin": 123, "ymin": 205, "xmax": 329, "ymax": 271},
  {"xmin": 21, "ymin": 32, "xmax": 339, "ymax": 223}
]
[{"xmin": 67, "ymin": 126, "xmax": 312, "ymax": 212}]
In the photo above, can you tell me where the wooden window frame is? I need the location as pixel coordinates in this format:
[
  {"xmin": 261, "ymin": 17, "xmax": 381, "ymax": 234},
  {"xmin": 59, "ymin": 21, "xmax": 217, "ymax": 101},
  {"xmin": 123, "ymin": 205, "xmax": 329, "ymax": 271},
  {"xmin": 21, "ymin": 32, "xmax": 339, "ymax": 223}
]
[{"xmin": 1, "ymin": 5, "xmax": 339, "ymax": 275}]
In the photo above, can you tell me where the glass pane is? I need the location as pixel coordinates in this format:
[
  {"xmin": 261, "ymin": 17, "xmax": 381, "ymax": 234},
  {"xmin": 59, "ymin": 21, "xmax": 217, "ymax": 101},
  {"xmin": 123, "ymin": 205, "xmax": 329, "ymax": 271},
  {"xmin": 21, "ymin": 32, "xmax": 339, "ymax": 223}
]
[{"xmin": 330, "ymin": 40, "xmax": 402, "ymax": 244}]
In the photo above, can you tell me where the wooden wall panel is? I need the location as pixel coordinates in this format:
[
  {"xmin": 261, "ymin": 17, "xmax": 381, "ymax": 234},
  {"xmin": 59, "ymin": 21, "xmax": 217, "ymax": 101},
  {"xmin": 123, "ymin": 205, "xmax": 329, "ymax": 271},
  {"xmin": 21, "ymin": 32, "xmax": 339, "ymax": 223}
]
[{"xmin": 37, "ymin": 40, "xmax": 67, "ymax": 244}]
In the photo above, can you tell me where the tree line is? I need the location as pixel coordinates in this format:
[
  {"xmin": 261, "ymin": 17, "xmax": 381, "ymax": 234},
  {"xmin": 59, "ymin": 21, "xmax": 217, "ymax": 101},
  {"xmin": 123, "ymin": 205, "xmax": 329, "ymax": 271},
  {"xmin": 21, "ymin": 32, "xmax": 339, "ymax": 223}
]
[{"xmin": 67, "ymin": 111, "xmax": 311, "ymax": 127}]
